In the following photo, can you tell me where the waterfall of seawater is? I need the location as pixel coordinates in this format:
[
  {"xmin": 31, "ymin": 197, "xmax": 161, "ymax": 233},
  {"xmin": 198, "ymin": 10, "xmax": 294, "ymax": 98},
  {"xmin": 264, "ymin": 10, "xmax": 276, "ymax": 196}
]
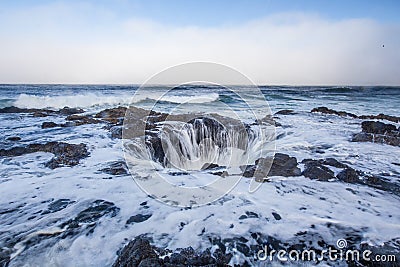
[{"xmin": 125, "ymin": 117, "xmax": 274, "ymax": 172}]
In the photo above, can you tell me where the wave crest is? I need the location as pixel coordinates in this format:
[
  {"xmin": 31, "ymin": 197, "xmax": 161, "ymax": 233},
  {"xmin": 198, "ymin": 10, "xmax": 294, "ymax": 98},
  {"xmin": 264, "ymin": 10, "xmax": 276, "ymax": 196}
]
[{"xmin": 12, "ymin": 92, "xmax": 219, "ymax": 109}]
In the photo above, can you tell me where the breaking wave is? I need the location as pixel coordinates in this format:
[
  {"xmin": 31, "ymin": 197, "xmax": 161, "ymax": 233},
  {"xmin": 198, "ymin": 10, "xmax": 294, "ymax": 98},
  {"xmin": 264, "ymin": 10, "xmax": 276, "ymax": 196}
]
[{"xmin": 12, "ymin": 92, "xmax": 219, "ymax": 109}]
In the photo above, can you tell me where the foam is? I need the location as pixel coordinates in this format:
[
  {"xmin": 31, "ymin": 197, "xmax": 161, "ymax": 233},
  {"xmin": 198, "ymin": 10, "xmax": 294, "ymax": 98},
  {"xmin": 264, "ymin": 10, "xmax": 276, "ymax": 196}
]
[{"xmin": 12, "ymin": 92, "xmax": 219, "ymax": 109}]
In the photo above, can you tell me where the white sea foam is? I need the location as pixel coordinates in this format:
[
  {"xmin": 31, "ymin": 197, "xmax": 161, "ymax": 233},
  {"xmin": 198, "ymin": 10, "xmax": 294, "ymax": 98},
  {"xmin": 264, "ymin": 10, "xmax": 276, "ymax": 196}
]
[
  {"xmin": 12, "ymin": 92, "xmax": 219, "ymax": 109},
  {"xmin": 1, "ymin": 86, "xmax": 400, "ymax": 266}
]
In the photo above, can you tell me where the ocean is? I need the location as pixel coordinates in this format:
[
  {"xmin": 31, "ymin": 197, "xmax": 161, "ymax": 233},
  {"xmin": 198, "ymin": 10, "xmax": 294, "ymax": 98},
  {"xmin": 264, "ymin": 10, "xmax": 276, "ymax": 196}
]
[{"xmin": 0, "ymin": 84, "xmax": 399, "ymax": 266}]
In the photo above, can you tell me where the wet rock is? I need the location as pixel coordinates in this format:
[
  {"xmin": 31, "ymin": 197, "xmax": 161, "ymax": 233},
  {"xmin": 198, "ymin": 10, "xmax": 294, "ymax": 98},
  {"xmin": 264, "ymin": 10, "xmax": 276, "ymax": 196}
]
[
  {"xmin": 242, "ymin": 153, "xmax": 301, "ymax": 180},
  {"xmin": 311, "ymin": 106, "xmax": 400, "ymax": 124},
  {"xmin": 42, "ymin": 199, "xmax": 74, "ymax": 214},
  {"xmin": 359, "ymin": 113, "xmax": 400, "ymax": 123},
  {"xmin": 73, "ymin": 200, "xmax": 119, "ymax": 224},
  {"xmin": 6, "ymin": 136, "xmax": 21, "ymax": 141},
  {"xmin": 355, "ymin": 239, "xmax": 400, "ymax": 267},
  {"xmin": 100, "ymin": 161, "xmax": 128, "ymax": 176},
  {"xmin": 113, "ymin": 237, "xmax": 159, "ymax": 267},
  {"xmin": 302, "ymin": 161, "xmax": 335, "ymax": 181},
  {"xmin": 0, "ymin": 249, "xmax": 10, "ymax": 267},
  {"xmin": 167, "ymin": 171, "xmax": 189, "ymax": 176},
  {"xmin": 212, "ymin": 170, "xmax": 229, "ymax": 177},
  {"xmin": 311, "ymin": 106, "xmax": 357, "ymax": 118},
  {"xmin": 268, "ymin": 153, "xmax": 301, "ymax": 177},
  {"xmin": 337, "ymin": 168, "xmax": 360, "ymax": 183},
  {"xmin": 200, "ymin": 163, "xmax": 220, "ymax": 170},
  {"xmin": 352, "ymin": 121, "xmax": 400, "ymax": 146},
  {"xmin": 33, "ymin": 111, "xmax": 49, "ymax": 117},
  {"xmin": 272, "ymin": 212, "xmax": 282, "ymax": 220},
  {"xmin": 66, "ymin": 114, "xmax": 102, "ymax": 126},
  {"xmin": 110, "ymin": 126, "xmax": 123, "ymax": 139},
  {"xmin": 126, "ymin": 214, "xmax": 152, "ymax": 224},
  {"xmin": 0, "ymin": 142, "xmax": 89, "ymax": 169},
  {"xmin": 275, "ymin": 109, "xmax": 296, "ymax": 115},
  {"xmin": 41, "ymin": 121, "xmax": 59, "ymax": 129},
  {"xmin": 0, "ymin": 106, "xmax": 53, "ymax": 114},
  {"xmin": 361, "ymin": 121, "xmax": 397, "ymax": 135},
  {"xmin": 113, "ymin": 236, "xmax": 231, "ymax": 267},
  {"xmin": 320, "ymin": 157, "xmax": 348, "ymax": 168},
  {"xmin": 95, "ymin": 106, "xmax": 127, "ymax": 124},
  {"xmin": 239, "ymin": 211, "xmax": 259, "ymax": 220},
  {"xmin": 58, "ymin": 107, "xmax": 84, "ymax": 115}
]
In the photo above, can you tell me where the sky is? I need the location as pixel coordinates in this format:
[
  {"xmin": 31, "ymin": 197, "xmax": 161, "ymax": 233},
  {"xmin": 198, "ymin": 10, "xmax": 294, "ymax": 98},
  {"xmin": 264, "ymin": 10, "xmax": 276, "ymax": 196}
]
[{"xmin": 0, "ymin": 0, "xmax": 399, "ymax": 85}]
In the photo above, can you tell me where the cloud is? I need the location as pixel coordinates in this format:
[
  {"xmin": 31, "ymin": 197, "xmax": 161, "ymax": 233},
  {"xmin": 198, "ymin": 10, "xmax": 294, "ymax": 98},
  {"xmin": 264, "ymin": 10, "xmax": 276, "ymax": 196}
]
[{"xmin": 0, "ymin": 3, "xmax": 399, "ymax": 85}]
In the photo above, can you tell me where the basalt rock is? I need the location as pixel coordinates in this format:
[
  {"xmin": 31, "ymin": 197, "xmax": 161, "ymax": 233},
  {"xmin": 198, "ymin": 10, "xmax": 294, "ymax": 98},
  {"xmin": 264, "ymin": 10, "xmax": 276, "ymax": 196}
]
[
  {"xmin": 6, "ymin": 136, "xmax": 21, "ymax": 141},
  {"xmin": 302, "ymin": 161, "xmax": 335, "ymax": 181},
  {"xmin": 0, "ymin": 106, "xmax": 54, "ymax": 114},
  {"xmin": 311, "ymin": 106, "xmax": 357, "ymax": 118},
  {"xmin": 241, "ymin": 153, "xmax": 301, "ymax": 180},
  {"xmin": 41, "ymin": 121, "xmax": 60, "ymax": 129},
  {"xmin": 352, "ymin": 121, "xmax": 400, "ymax": 147},
  {"xmin": 0, "ymin": 106, "xmax": 84, "ymax": 117},
  {"xmin": 100, "ymin": 161, "xmax": 128, "ymax": 176},
  {"xmin": 95, "ymin": 106, "xmax": 127, "ymax": 124},
  {"xmin": 361, "ymin": 121, "xmax": 397, "ymax": 135},
  {"xmin": 337, "ymin": 168, "xmax": 360, "ymax": 183},
  {"xmin": 0, "ymin": 142, "xmax": 89, "ymax": 169},
  {"xmin": 311, "ymin": 106, "xmax": 400, "ymax": 123},
  {"xmin": 66, "ymin": 114, "xmax": 102, "ymax": 126},
  {"xmin": 113, "ymin": 236, "xmax": 232, "ymax": 267},
  {"xmin": 274, "ymin": 109, "xmax": 296, "ymax": 115},
  {"xmin": 58, "ymin": 107, "xmax": 85, "ymax": 115}
]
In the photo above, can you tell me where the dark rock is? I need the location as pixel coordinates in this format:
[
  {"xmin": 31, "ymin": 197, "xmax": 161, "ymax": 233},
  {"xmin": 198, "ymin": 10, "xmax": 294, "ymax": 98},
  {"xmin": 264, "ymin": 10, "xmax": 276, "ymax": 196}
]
[
  {"xmin": 100, "ymin": 161, "xmax": 128, "ymax": 176},
  {"xmin": 66, "ymin": 114, "xmax": 102, "ymax": 126},
  {"xmin": 256, "ymin": 115, "xmax": 276, "ymax": 125},
  {"xmin": 268, "ymin": 153, "xmax": 301, "ymax": 177},
  {"xmin": 311, "ymin": 106, "xmax": 357, "ymax": 118},
  {"xmin": 126, "ymin": 214, "xmax": 152, "ymax": 224},
  {"xmin": 113, "ymin": 237, "xmax": 159, "ymax": 267},
  {"xmin": 245, "ymin": 211, "xmax": 259, "ymax": 218},
  {"xmin": 320, "ymin": 157, "xmax": 348, "ymax": 168},
  {"xmin": 167, "ymin": 171, "xmax": 189, "ymax": 176},
  {"xmin": 41, "ymin": 121, "xmax": 59, "ymax": 129},
  {"xmin": 359, "ymin": 113, "xmax": 400, "ymax": 123},
  {"xmin": 337, "ymin": 168, "xmax": 360, "ymax": 183},
  {"xmin": 113, "ymin": 236, "xmax": 231, "ymax": 267},
  {"xmin": 73, "ymin": 200, "xmax": 119, "ymax": 224},
  {"xmin": 6, "ymin": 136, "xmax": 21, "ymax": 141},
  {"xmin": 42, "ymin": 199, "xmax": 74, "ymax": 214},
  {"xmin": 0, "ymin": 248, "xmax": 10, "ymax": 267},
  {"xmin": 95, "ymin": 106, "xmax": 127, "ymax": 124},
  {"xmin": 352, "ymin": 131, "xmax": 400, "ymax": 147},
  {"xmin": 58, "ymin": 107, "xmax": 84, "ymax": 115},
  {"xmin": 33, "ymin": 111, "xmax": 49, "ymax": 117},
  {"xmin": 110, "ymin": 126, "xmax": 123, "ymax": 139},
  {"xmin": 212, "ymin": 170, "xmax": 229, "ymax": 177},
  {"xmin": 361, "ymin": 121, "xmax": 397, "ymax": 134},
  {"xmin": 302, "ymin": 161, "xmax": 335, "ymax": 181},
  {"xmin": 238, "ymin": 214, "xmax": 248, "ymax": 220},
  {"xmin": 355, "ymin": 239, "xmax": 400, "ymax": 267},
  {"xmin": 200, "ymin": 163, "xmax": 220, "ymax": 170},
  {"xmin": 57, "ymin": 200, "xmax": 119, "ymax": 240},
  {"xmin": 0, "ymin": 106, "xmax": 53, "ymax": 114},
  {"xmin": 275, "ymin": 109, "xmax": 296, "ymax": 115},
  {"xmin": 0, "ymin": 142, "xmax": 89, "ymax": 169},
  {"xmin": 43, "ymin": 143, "xmax": 90, "ymax": 169},
  {"xmin": 272, "ymin": 212, "xmax": 282, "ymax": 220},
  {"xmin": 241, "ymin": 153, "xmax": 301, "ymax": 180}
]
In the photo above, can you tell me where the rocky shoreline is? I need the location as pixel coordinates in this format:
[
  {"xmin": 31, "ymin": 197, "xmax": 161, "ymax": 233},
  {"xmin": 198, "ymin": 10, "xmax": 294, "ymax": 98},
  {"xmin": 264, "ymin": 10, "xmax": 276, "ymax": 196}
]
[{"xmin": 1, "ymin": 105, "xmax": 400, "ymax": 266}]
